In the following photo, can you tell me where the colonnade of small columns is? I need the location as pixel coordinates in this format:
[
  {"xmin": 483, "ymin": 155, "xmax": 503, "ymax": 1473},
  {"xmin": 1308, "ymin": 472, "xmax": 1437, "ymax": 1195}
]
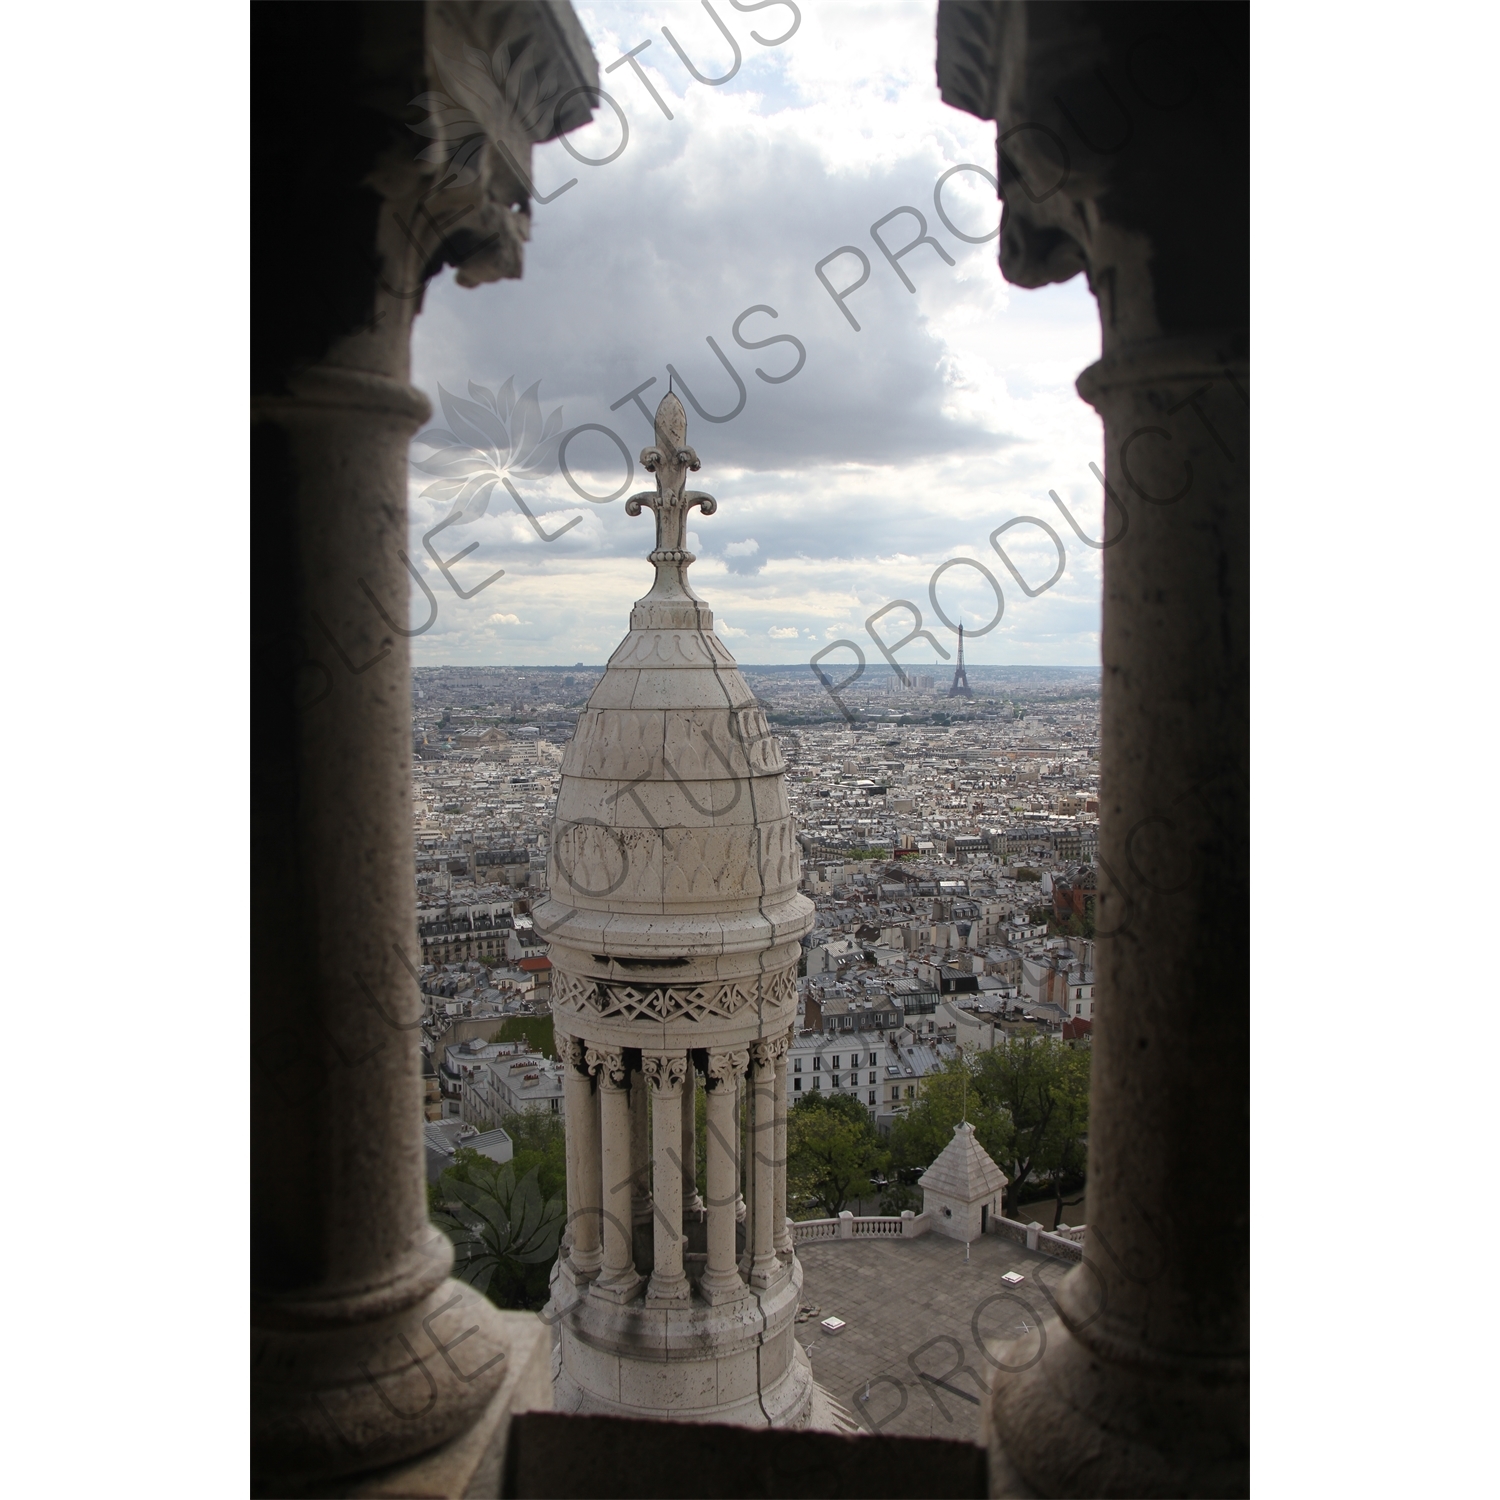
[{"xmin": 556, "ymin": 1028, "xmax": 793, "ymax": 1305}]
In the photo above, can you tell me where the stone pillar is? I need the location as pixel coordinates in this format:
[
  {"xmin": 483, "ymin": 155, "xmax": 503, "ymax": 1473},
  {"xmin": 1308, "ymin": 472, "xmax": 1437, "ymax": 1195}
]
[
  {"xmin": 643, "ymin": 1053, "xmax": 691, "ymax": 1304},
  {"xmin": 559, "ymin": 1034, "xmax": 602, "ymax": 1278},
  {"xmin": 682, "ymin": 1058, "xmax": 704, "ymax": 1215},
  {"xmin": 737, "ymin": 1067, "xmax": 753, "ymax": 1276},
  {"xmin": 700, "ymin": 1048, "xmax": 748, "ymax": 1304},
  {"xmin": 748, "ymin": 1037, "xmax": 784, "ymax": 1287},
  {"xmin": 590, "ymin": 1046, "xmax": 642, "ymax": 1303},
  {"xmin": 1060, "ymin": 334, "xmax": 1248, "ymax": 1473},
  {"xmin": 773, "ymin": 1035, "xmax": 792, "ymax": 1256},
  {"xmin": 936, "ymin": 5, "xmax": 1248, "ymax": 1493},
  {"xmin": 251, "ymin": 242, "xmax": 511, "ymax": 1500},
  {"xmin": 251, "ymin": 6, "xmax": 599, "ymax": 1488},
  {"xmin": 629, "ymin": 1063, "xmax": 652, "ymax": 1225},
  {"xmin": 734, "ymin": 1072, "xmax": 748, "ymax": 1227}
]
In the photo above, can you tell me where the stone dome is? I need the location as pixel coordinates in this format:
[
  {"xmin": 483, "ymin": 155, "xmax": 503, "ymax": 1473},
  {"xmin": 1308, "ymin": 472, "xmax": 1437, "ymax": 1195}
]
[
  {"xmin": 535, "ymin": 390, "xmax": 814, "ymax": 1055},
  {"xmin": 539, "ymin": 392, "xmax": 816, "ymax": 1429}
]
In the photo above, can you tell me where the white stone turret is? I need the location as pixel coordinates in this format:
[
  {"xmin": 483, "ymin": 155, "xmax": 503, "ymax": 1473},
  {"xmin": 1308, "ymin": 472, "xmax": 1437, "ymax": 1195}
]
[
  {"xmin": 537, "ymin": 391, "xmax": 815, "ymax": 1427},
  {"xmin": 918, "ymin": 1121, "xmax": 1008, "ymax": 1243}
]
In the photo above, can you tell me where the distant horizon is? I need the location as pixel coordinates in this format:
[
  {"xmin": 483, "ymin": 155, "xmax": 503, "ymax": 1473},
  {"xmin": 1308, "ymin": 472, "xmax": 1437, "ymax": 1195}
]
[{"xmin": 411, "ymin": 662, "xmax": 1102, "ymax": 672}]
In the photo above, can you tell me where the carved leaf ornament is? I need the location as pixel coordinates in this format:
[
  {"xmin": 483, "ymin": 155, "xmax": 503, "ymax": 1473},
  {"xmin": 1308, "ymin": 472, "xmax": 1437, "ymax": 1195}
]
[{"xmin": 409, "ymin": 41, "xmax": 566, "ymax": 187}]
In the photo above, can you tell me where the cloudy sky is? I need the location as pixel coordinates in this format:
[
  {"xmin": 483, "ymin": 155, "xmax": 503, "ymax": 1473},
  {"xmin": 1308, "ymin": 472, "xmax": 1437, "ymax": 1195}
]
[{"xmin": 406, "ymin": 0, "xmax": 1105, "ymax": 669}]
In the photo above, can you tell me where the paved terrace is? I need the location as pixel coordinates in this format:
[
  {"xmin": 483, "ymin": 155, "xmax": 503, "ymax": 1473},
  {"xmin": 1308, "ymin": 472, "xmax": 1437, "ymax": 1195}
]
[{"xmin": 795, "ymin": 1231, "xmax": 1070, "ymax": 1443}]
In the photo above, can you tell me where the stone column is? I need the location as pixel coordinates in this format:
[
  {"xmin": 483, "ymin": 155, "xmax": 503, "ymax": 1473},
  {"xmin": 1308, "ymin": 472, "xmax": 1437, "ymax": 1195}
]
[
  {"xmin": 590, "ymin": 1045, "xmax": 641, "ymax": 1303},
  {"xmin": 773, "ymin": 1031, "xmax": 792, "ymax": 1257},
  {"xmin": 681, "ymin": 1058, "xmax": 704, "ymax": 1215},
  {"xmin": 737, "ymin": 1069, "xmax": 753, "ymax": 1276},
  {"xmin": 251, "ymin": 6, "xmax": 600, "ymax": 1488},
  {"xmin": 559, "ymin": 1034, "xmax": 602, "ymax": 1278},
  {"xmin": 934, "ymin": 6, "xmax": 1249, "ymax": 1493},
  {"xmin": 1055, "ymin": 335, "xmax": 1248, "ymax": 1471},
  {"xmin": 748, "ymin": 1036, "xmax": 785, "ymax": 1287},
  {"xmin": 700, "ymin": 1048, "xmax": 748, "ymax": 1303},
  {"xmin": 734, "ymin": 1072, "xmax": 748, "ymax": 1227},
  {"xmin": 643, "ymin": 1053, "xmax": 691, "ymax": 1304},
  {"xmin": 253, "ymin": 353, "xmax": 514, "ymax": 1487},
  {"xmin": 629, "ymin": 1063, "xmax": 652, "ymax": 1226}
]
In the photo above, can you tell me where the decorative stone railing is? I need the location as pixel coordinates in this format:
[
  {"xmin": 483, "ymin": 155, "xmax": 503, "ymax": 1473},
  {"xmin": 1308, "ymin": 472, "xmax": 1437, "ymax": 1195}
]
[
  {"xmin": 984, "ymin": 1215, "xmax": 1086, "ymax": 1263},
  {"xmin": 791, "ymin": 1209, "xmax": 931, "ymax": 1243},
  {"xmin": 791, "ymin": 1218, "xmax": 839, "ymax": 1243},
  {"xmin": 1035, "ymin": 1230, "xmax": 1083, "ymax": 1263},
  {"xmin": 986, "ymin": 1216, "xmax": 1028, "ymax": 1247},
  {"xmin": 788, "ymin": 1208, "xmax": 1091, "ymax": 1263}
]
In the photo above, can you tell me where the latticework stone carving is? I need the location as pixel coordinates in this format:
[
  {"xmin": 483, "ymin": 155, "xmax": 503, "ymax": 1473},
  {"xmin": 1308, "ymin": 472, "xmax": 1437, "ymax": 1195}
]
[{"xmin": 553, "ymin": 966, "xmax": 797, "ymax": 1025}]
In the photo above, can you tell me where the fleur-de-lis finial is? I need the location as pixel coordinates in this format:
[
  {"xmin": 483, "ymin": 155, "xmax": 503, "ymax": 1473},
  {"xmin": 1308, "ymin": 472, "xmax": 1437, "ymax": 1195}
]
[
  {"xmin": 621, "ymin": 390, "xmax": 714, "ymax": 624},
  {"xmin": 625, "ymin": 391, "xmax": 718, "ymax": 558}
]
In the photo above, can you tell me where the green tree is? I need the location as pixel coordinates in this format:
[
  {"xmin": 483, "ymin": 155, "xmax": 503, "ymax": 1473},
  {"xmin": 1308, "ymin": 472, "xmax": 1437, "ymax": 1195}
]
[
  {"xmin": 430, "ymin": 1147, "xmax": 564, "ymax": 1311},
  {"xmin": 487, "ymin": 1014, "xmax": 555, "ymax": 1057},
  {"xmin": 972, "ymin": 1036, "xmax": 1090, "ymax": 1215},
  {"xmin": 502, "ymin": 1111, "xmax": 568, "ymax": 1203},
  {"xmin": 888, "ymin": 1040, "xmax": 1090, "ymax": 1219},
  {"xmin": 888, "ymin": 1055, "xmax": 1015, "ymax": 1186},
  {"xmin": 1039, "ymin": 1051, "xmax": 1090, "ymax": 1223},
  {"xmin": 1047, "ymin": 900, "xmax": 1096, "ymax": 940},
  {"xmin": 786, "ymin": 1092, "xmax": 889, "ymax": 1218}
]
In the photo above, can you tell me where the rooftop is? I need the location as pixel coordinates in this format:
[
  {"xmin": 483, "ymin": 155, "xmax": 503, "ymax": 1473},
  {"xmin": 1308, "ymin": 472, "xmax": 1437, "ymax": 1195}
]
[
  {"xmin": 918, "ymin": 1122, "xmax": 1009, "ymax": 1204},
  {"xmin": 795, "ymin": 1231, "xmax": 1062, "ymax": 1443}
]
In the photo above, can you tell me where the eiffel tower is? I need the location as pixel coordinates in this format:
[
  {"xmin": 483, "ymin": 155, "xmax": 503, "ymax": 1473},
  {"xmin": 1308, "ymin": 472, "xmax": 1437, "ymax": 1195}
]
[{"xmin": 948, "ymin": 622, "xmax": 974, "ymax": 699}]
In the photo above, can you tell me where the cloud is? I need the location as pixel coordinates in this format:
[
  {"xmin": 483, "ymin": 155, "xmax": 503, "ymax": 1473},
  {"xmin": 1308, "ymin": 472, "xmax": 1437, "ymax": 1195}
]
[
  {"xmin": 403, "ymin": 0, "xmax": 1104, "ymax": 667},
  {"xmin": 722, "ymin": 536, "xmax": 763, "ymax": 575}
]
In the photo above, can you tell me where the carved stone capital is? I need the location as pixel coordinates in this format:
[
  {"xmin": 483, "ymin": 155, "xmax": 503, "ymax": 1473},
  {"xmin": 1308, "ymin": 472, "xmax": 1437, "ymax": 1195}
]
[
  {"xmin": 585, "ymin": 1044, "xmax": 627, "ymax": 1087},
  {"xmin": 936, "ymin": 1, "xmax": 1248, "ymax": 348},
  {"xmin": 706, "ymin": 1047, "xmax": 749, "ymax": 1088},
  {"xmin": 749, "ymin": 1034, "xmax": 789, "ymax": 1070},
  {"xmin": 411, "ymin": 2, "xmax": 601, "ymax": 289},
  {"xmin": 641, "ymin": 1052, "xmax": 688, "ymax": 1092}
]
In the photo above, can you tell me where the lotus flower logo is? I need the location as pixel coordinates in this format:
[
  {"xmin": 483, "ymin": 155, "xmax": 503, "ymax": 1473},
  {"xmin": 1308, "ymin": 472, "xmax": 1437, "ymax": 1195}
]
[
  {"xmin": 432, "ymin": 1158, "xmax": 566, "ymax": 1308},
  {"xmin": 412, "ymin": 378, "xmax": 566, "ymax": 526}
]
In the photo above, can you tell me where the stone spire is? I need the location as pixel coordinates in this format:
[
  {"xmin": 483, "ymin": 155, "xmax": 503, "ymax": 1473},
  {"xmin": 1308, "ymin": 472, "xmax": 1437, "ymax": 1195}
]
[
  {"xmin": 623, "ymin": 390, "xmax": 717, "ymax": 629},
  {"xmin": 536, "ymin": 392, "xmax": 816, "ymax": 1428}
]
